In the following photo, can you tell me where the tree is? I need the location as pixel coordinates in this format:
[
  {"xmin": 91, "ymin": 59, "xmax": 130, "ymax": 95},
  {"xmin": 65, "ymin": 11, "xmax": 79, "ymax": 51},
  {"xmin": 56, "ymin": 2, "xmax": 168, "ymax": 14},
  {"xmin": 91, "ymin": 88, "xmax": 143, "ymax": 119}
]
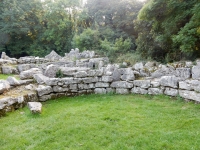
[{"xmin": 136, "ymin": 0, "xmax": 200, "ymax": 62}]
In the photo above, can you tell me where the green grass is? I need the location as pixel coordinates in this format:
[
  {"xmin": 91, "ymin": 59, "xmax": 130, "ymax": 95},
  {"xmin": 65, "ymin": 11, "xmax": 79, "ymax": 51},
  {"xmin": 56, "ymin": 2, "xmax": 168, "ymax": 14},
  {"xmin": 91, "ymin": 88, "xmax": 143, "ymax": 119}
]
[
  {"xmin": 0, "ymin": 74, "xmax": 19, "ymax": 80},
  {"xmin": 1, "ymin": 94, "xmax": 200, "ymax": 150}
]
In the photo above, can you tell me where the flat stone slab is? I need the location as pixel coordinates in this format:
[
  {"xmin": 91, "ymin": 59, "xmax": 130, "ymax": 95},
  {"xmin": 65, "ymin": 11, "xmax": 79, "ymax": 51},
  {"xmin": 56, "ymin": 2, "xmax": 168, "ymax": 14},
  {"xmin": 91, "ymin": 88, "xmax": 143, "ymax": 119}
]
[{"xmin": 27, "ymin": 102, "xmax": 42, "ymax": 114}]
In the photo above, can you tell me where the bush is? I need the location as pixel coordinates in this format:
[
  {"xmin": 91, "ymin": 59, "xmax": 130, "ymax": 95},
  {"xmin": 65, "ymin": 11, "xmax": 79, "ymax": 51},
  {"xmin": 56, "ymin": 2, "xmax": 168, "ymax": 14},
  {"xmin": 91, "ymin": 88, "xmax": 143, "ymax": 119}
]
[{"xmin": 56, "ymin": 69, "xmax": 64, "ymax": 78}]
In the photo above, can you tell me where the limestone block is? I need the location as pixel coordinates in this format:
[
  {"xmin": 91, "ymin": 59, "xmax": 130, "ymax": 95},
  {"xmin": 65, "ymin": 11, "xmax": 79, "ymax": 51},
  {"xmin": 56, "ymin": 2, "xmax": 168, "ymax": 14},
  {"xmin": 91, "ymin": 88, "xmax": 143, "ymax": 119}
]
[
  {"xmin": 53, "ymin": 86, "xmax": 68, "ymax": 93},
  {"xmin": 27, "ymin": 102, "xmax": 42, "ymax": 114},
  {"xmin": 116, "ymin": 88, "xmax": 129, "ymax": 94},
  {"xmin": 44, "ymin": 64, "xmax": 59, "ymax": 78},
  {"xmin": 33, "ymin": 74, "xmax": 49, "ymax": 84},
  {"xmin": 7, "ymin": 76, "xmax": 20, "ymax": 86},
  {"xmin": 36, "ymin": 85, "xmax": 53, "ymax": 96},
  {"xmin": 95, "ymin": 82, "xmax": 110, "ymax": 88},
  {"xmin": 20, "ymin": 68, "xmax": 42, "ymax": 80},
  {"xmin": 45, "ymin": 78, "xmax": 59, "ymax": 86},
  {"xmin": 82, "ymin": 77, "xmax": 99, "ymax": 83},
  {"xmin": 133, "ymin": 80, "xmax": 151, "ymax": 89},
  {"xmin": 133, "ymin": 62, "xmax": 144, "ymax": 70},
  {"xmin": 111, "ymin": 81, "xmax": 133, "ymax": 88},
  {"xmin": 78, "ymin": 84, "xmax": 89, "ymax": 90},
  {"xmin": 151, "ymin": 79, "xmax": 160, "ymax": 88},
  {"xmin": 102, "ymin": 76, "xmax": 113, "ymax": 82},
  {"xmin": 0, "ymin": 80, "xmax": 10, "ymax": 94},
  {"xmin": 164, "ymin": 88, "xmax": 178, "ymax": 96},
  {"xmin": 192, "ymin": 66, "xmax": 200, "ymax": 79},
  {"xmin": 179, "ymin": 90, "xmax": 200, "ymax": 102},
  {"xmin": 94, "ymin": 88, "xmax": 106, "ymax": 94},
  {"xmin": 69, "ymin": 84, "xmax": 78, "ymax": 90},
  {"xmin": 112, "ymin": 69, "xmax": 122, "ymax": 81},
  {"xmin": 160, "ymin": 76, "xmax": 179, "ymax": 88},
  {"xmin": 74, "ymin": 71, "xmax": 88, "ymax": 78},
  {"xmin": 131, "ymin": 87, "xmax": 148, "ymax": 95},
  {"xmin": 148, "ymin": 88, "xmax": 163, "ymax": 95},
  {"xmin": 175, "ymin": 68, "xmax": 191, "ymax": 79}
]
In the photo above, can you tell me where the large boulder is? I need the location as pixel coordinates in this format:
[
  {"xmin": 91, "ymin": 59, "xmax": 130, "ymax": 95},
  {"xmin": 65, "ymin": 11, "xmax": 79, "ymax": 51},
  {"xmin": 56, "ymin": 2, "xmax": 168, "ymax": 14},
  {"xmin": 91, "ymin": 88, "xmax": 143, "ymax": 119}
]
[
  {"xmin": 116, "ymin": 88, "xmax": 129, "ymax": 94},
  {"xmin": 133, "ymin": 62, "xmax": 144, "ymax": 70},
  {"xmin": 148, "ymin": 88, "xmax": 163, "ymax": 95},
  {"xmin": 17, "ymin": 64, "xmax": 36, "ymax": 73},
  {"xmin": 1, "ymin": 66, "xmax": 15, "ymax": 74},
  {"xmin": 0, "ymin": 80, "xmax": 10, "ymax": 94},
  {"xmin": 95, "ymin": 82, "xmax": 110, "ymax": 88},
  {"xmin": 45, "ymin": 50, "xmax": 62, "ymax": 61},
  {"xmin": 20, "ymin": 68, "xmax": 42, "ymax": 80},
  {"xmin": 27, "ymin": 102, "xmax": 42, "ymax": 114}
]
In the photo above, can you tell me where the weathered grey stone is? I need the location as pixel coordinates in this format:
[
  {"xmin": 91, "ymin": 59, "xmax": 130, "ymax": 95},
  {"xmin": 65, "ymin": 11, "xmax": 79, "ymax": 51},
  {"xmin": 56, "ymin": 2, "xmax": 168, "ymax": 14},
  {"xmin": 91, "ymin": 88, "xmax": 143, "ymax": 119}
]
[
  {"xmin": 116, "ymin": 88, "xmax": 129, "ymax": 94},
  {"xmin": 1, "ymin": 52, "xmax": 10, "ymax": 59},
  {"xmin": 179, "ymin": 90, "xmax": 200, "ymax": 102},
  {"xmin": 2, "ymin": 66, "xmax": 12, "ymax": 74},
  {"xmin": 26, "ymin": 93, "xmax": 38, "ymax": 102},
  {"xmin": 151, "ymin": 79, "xmax": 160, "ymax": 88},
  {"xmin": 18, "ymin": 79, "xmax": 34, "ymax": 85},
  {"xmin": 133, "ymin": 80, "xmax": 150, "ymax": 89},
  {"xmin": 0, "ymin": 80, "xmax": 10, "ymax": 94},
  {"xmin": 88, "ymin": 83, "xmax": 95, "ymax": 89},
  {"xmin": 82, "ymin": 77, "xmax": 98, "ymax": 83},
  {"xmin": 6, "ymin": 76, "xmax": 20, "ymax": 86},
  {"xmin": 78, "ymin": 84, "xmax": 89, "ymax": 90},
  {"xmin": 160, "ymin": 76, "xmax": 179, "ymax": 88},
  {"xmin": 39, "ymin": 94, "xmax": 56, "ymax": 102},
  {"xmin": 74, "ymin": 71, "xmax": 88, "ymax": 78},
  {"xmin": 95, "ymin": 82, "xmax": 110, "ymax": 88},
  {"xmin": 151, "ymin": 65, "xmax": 175, "ymax": 78},
  {"xmin": 69, "ymin": 84, "xmax": 77, "ymax": 90},
  {"xmin": 185, "ymin": 61, "xmax": 193, "ymax": 67},
  {"xmin": 131, "ymin": 87, "xmax": 148, "ymax": 94},
  {"xmin": 44, "ymin": 64, "xmax": 59, "ymax": 78},
  {"xmin": 179, "ymin": 80, "xmax": 199, "ymax": 91},
  {"xmin": 45, "ymin": 78, "xmax": 59, "ymax": 86},
  {"xmin": 61, "ymin": 77, "xmax": 75, "ymax": 85},
  {"xmin": 45, "ymin": 50, "xmax": 62, "ymax": 61},
  {"xmin": 33, "ymin": 74, "xmax": 49, "ymax": 84},
  {"xmin": 121, "ymin": 68, "xmax": 135, "ymax": 81},
  {"xmin": 17, "ymin": 64, "xmax": 36, "ymax": 73},
  {"xmin": 36, "ymin": 85, "xmax": 53, "ymax": 96},
  {"xmin": 139, "ymin": 69, "xmax": 150, "ymax": 77},
  {"xmin": 112, "ymin": 69, "xmax": 122, "ymax": 81},
  {"xmin": 106, "ymin": 88, "xmax": 115, "ymax": 93},
  {"xmin": 20, "ymin": 68, "xmax": 42, "ymax": 79},
  {"xmin": 53, "ymin": 86, "xmax": 68, "ymax": 92},
  {"xmin": 148, "ymin": 88, "xmax": 163, "ymax": 95},
  {"xmin": 27, "ymin": 102, "xmax": 42, "ymax": 114},
  {"xmin": 104, "ymin": 64, "xmax": 117, "ymax": 75},
  {"xmin": 164, "ymin": 88, "xmax": 178, "ymax": 96},
  {"xmin": 192, "ymin": 66, "xmax": 200, "ymax": 79},
  {"xmin": 133, "ymin": 62, "xmax": 144, "ymax": 70},
  {"xmin": 111, "ymin": 81, "xmax": 133, "ymax": 88},
  {"xmin": 94, "ymin": 88, "xmax": 106, "ymax": 94},
  {"xmin": 175, "ymin": 68, "xmax": 191, "ymax": 79},
  {"xmin": 145, "ymin": 61, "xmax": 156, "ymax": 68},
  {"xmin": 101, "ymin": 76, "xmax": 113, "ymax": 82}
]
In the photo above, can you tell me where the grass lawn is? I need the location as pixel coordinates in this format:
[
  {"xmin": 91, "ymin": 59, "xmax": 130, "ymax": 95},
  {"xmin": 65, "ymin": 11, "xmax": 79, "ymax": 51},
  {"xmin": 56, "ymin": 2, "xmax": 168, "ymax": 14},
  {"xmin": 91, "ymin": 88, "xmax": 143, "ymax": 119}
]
[
  {"xmin": 0, "ymin": 74, "xmax": 19, "ymax": 80},
  {"xmin": 1, "ymin": 94, "xmax": 200, "ymax": 150}
]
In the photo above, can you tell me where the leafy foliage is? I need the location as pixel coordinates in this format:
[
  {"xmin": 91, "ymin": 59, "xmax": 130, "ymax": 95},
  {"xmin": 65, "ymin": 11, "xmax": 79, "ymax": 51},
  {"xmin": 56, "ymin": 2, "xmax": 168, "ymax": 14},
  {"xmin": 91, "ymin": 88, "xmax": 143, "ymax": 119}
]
[{"xmin": 136, "ymin": 0, "xmax": 200, "ymax": 62}]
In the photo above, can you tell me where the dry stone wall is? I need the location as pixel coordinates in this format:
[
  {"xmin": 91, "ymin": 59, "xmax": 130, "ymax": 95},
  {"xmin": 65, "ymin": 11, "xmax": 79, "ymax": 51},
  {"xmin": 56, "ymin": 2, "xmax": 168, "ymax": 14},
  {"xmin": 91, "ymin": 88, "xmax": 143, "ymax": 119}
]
[{"xmin": 1, "ymin": 49, "xmax": 200, "ymax": 116}]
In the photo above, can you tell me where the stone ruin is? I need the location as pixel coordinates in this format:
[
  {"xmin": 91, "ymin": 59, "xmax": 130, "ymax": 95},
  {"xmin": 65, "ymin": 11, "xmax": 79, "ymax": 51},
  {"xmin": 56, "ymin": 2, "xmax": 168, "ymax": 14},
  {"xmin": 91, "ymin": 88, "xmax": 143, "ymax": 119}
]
[{"xmin": 0, "ymin": 48, "xmax": 200, "ymax": 116}]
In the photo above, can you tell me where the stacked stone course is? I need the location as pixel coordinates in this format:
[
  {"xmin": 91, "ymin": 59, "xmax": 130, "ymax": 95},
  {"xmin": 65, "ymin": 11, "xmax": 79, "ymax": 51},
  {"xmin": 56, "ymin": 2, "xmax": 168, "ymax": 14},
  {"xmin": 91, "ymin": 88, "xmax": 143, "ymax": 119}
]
[{"xmin": 1, "ymin": 49, "xmax": 200, "ymax": 116}]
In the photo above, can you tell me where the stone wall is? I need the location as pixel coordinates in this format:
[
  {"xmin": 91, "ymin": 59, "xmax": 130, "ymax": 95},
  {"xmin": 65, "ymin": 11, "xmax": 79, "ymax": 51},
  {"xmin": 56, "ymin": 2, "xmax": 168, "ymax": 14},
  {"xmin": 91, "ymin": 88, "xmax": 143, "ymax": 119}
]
[{"xmin": 1, "ymin": 49, "xmax": 200, "ymax": 116}]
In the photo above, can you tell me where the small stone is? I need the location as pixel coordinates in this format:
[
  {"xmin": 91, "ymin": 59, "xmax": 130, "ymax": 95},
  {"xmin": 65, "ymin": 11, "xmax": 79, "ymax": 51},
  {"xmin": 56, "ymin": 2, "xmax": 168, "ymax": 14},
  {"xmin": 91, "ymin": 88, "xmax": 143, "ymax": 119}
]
[{"xmin": 27, "ymin": 102, "xmax": 42, "ymax": 114}]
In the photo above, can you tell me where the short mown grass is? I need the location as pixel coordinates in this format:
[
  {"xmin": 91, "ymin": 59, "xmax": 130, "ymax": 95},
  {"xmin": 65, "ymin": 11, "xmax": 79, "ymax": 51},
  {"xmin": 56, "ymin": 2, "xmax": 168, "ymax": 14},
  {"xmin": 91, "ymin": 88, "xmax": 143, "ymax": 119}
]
[
  {"xmin": 1, "ymin": 94, "xmax": 200, "ymax": 150},
  {"xmin": 0, "ymin": 74, "xmax": 19, "ymax": 80}
]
